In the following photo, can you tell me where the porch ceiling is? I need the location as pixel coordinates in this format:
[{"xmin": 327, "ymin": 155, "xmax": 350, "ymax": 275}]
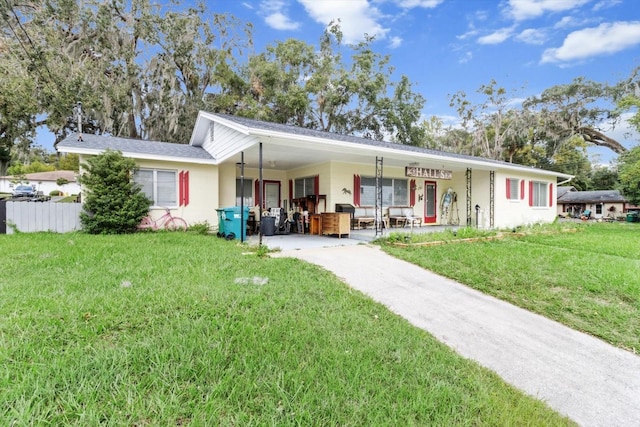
[{"xmin": 222, "ymin": 136, "xmax": 478, "ymax": 173}]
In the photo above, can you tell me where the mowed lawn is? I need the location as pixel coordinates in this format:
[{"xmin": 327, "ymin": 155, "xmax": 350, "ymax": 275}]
[
  {"xmin": 0, "ymin": 232, "xmax": 573, "ymax": 426},
  {"xmin": 382, "ymin": 222, "xmax": 640, "ymax": 353}
]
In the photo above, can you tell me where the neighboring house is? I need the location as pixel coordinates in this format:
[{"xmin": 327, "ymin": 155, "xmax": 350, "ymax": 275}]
[
  {"xmin": 557, "ymin": 186, "xmax": 627, "ymax": 219},
  {"xmin": 0, "ymin": 170, "xmax": 80, "ymax": 196},
  {"xmin": 57, "ymin": 112, "xmax": 573, "ymax": 230}
]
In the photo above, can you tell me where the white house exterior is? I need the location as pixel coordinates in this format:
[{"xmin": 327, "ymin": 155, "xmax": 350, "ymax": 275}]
[
  {"xmin": 0, "ymin": 170, "xmax": 80, "ymax": 196},
  {"xmin": 57, "ymin": 112, "xmax": 573, "ymax": 231}
]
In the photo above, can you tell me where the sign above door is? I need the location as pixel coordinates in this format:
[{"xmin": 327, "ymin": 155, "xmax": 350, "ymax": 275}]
[{"xmin": 405, "ymin": 167, "xmax": 452, "ymax": 180}]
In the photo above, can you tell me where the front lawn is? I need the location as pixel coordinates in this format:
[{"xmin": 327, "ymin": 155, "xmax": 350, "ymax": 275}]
[
  {"xmin": 381, "ymin": 222, "xmax": 640, "ymax": 352},
  {"xmin": 0, "ymin": 232, "xmax": 572, "ymax": 425}
]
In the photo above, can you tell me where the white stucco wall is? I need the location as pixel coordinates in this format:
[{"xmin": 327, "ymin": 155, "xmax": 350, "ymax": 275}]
[{"xmin": 494, "ymin": 172, "xmax": 557, "ymax": 229}]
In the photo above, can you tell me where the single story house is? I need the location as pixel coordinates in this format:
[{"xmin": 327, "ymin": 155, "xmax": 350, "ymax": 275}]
[
  {"xmin": 557, "ymin": 186, "xmax": 628, "ymax": 219},
  {"xmin": 0, "ymin": 170, "xmax": 80, "ymax": 196},
  {"xmin": 57, "ymin": 112, "xmax": 573, "ymax": 231}
]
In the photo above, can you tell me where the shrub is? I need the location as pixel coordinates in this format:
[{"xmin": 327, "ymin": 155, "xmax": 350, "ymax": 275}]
[
  {"xmin": 78, "ymin": 150, "xmax": 152, "ymax": 234},
  {"xmin": 49, "ymin": 190, "xmax": 61, "ymax": 196},
  {"xmin": 187, "ymin": 221, "xmax": 212, "ymax": 235}
]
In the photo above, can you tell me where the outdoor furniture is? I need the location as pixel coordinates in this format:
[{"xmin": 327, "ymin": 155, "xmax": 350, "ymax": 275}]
[
  {"xmin": 352, "ymin": 206, "xmax": 376, "ymax": 229},
  {"xmin": 388, "ymin": 206, "xmax": 422, "ymax": 228}
]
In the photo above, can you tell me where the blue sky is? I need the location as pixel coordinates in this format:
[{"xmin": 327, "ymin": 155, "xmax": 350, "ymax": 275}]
[{"xmin": 41, "ymin": 0, "xmax": 640, "ymax": 163}]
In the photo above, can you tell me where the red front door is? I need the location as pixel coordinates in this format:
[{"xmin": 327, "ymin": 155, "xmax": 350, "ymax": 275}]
[{"xmin": 424, "ymin": 181, "xmax": 437, "ymax": 224}]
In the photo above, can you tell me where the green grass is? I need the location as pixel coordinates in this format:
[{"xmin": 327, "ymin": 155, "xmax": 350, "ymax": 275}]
[
  {"xmin": 0, "ymin": 233, "xmax": 572, "ymax": 425},
  {"xmin": 381, "ymin": 222, "xmax": 640, "ymax": 352}
]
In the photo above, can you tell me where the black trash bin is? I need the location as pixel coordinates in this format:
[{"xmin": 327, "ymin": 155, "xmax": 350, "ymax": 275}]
[{"xmin": 261, "ymin": 215, "xmax": 276, "ymax": 236}]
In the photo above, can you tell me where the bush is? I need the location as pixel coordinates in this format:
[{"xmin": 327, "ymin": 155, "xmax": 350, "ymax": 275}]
[
  {"xmin": 78, "ymin": 150, "xmax": 152, "ymax": 234},
  {"xmin": 49, "ymin": 190, "xmax": 62, "ymax": 196},
  {"xmin": 187, "ymin": 221, "xmax": 212, "ymax": 235}
]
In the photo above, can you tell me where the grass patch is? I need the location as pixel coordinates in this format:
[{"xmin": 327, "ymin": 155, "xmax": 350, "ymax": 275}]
[
  {"xmin": 0, "ymin": 233, "xmax": 572, "ymax": 425},
  {"xmin": 380, "ymin": 222, "xmax": 640, "ymax": 352}
]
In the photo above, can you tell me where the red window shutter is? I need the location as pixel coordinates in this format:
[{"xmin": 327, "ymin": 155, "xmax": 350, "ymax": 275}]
[
  {"xmin": 506, "ymin": 178, "xmax": 511, "ymax": 199},
  {"xmin": 520, "ymin": 180, "xmax": 525, "ymax": 200},
  {"xmin": 314, "ymin": 175, "xmax": 319, "ymax": 195},
  {"xmin": 410, "ymin": 179, "xmax": 416, "ymax": 206},
  {"xmin": 178, "ymin": 171, "xmax": 184, "ymax": 206},
  {"xmin": 353, "ymin": 174, "xmax": 361, "ymax": 206},
  {"xmin": 289, "ymin": 179, "xmax": 293, "ymax": 201},
  {"xmin": 549, "ymin": 183, "xmax": 553, "ymax": 207},
  {"xmin": 184, "ymin": 171, "xmax": 189, "ymax": 206},
  {"xmin": 529, "ymin": 181, "xmax": 533, "ymax": 207}
]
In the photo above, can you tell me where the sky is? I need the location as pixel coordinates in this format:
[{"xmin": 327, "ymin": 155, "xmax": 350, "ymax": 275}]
[{"xmin": 40, "ymin": 0, "xmax": 640, "ymax": 164}]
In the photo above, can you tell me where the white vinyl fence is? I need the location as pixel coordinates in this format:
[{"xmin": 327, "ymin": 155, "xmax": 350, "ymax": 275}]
[{"xmin": 5, "ymin": 201, "xmax": 82, "ymax": 234}]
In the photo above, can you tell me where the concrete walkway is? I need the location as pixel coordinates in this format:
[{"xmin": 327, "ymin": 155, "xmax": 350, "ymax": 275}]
[{"xmin": 272, "ymin": 244, "xmax": 640, "ymax": 427}]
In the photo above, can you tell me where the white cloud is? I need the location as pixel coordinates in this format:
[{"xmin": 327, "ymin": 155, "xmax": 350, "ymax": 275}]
[
  {"xmin": 477, "ymin": 27, "xmax": 514, "ymax": 44},
  {"xmin": 395, "ymin": 0, "xmax": 444, "ymax": 8},
  {"xmin": 506, "ymin": 0, "xmax": 591, "ymax": 21},
  {"xmin": 542, "ymin": 21, "xmax": 640, "ymax": 64},
  {"xmin": 260, "ymin": 0, "xmax": 301, "ymax": 30},
  {"xmin": 298, "ymin": 0, "xmax": 388, "ymax": 44},
  {"xmin": 516, "ymin": 28, "xmax": 547, "ymax": 44},
  {"xmin": 458, "ymin": 51, "xmax": 473, "ymax": 64},
  {"xmin": 265, "ymin": 12, "xmax": 301, "ymax": 30},
  {"xmin": 593, "ymin": 0, "xmax": 623, "ymax": 12},
  {"xmin": 389, "ymin": 36, "xmax": 403, "ymax": 48}
]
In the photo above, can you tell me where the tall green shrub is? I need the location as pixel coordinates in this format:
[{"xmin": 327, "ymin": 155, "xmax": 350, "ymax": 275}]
[{"xmin": 79, "ymin": 150, "xmax": 151, "ymax": 234}]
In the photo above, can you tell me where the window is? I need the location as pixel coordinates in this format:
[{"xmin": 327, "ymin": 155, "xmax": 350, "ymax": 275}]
[
  {"xmin": 360, "ymin": 177, "xmax": 408, "ymax": 206},
  {"xmin": 506, "ymin": 178, "xmax": 521, "ymax": 200},
  {"xmin": 294, "ymin": 176, "xmax": 316, "ymax": 198},
  {"xmin": 530, "ymin": 181, "xmax": 548, "ymax": 207},
  {"xmin": 236, "ymin": 178, "xmax": 253, "ymax": 207},
  {"xmin": 135, "ymin": 169, "xmax": 177, "ymax": 206}
]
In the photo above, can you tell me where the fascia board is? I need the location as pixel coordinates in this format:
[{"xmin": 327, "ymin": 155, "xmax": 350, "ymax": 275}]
[{"xmin": 57, "ymin": 146, "xmax": 217, "ymax": 166}]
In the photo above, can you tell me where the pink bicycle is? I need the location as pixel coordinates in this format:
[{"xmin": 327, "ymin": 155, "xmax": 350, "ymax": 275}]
[{"xmin": 138, "ymin": 208, "xmax": 188, "ymax": 231}]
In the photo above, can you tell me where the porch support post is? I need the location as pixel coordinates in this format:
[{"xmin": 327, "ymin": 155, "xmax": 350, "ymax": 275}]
[
  {"xmin": 375, "ymin": 156, "xmax": 384, "ymax": 236},
  {"xmin": 466, "ymin": 168, "xmax": 472, "ymax": 227},
  {"xmin": 489, "ymin": 170, "xmax": 495, "ymax": 229},
  {"xmin": 259, "ymin": 142, "xmax": 263, "ymax": 246},
  {"xmin": 240, "ymin": 151, "xmax": 245, "ymax": 242}
]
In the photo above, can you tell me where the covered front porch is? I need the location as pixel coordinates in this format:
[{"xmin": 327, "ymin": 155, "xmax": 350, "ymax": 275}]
[{"xmin": 247, "ymin": 223, "xmax": 461, "ymax": 251}]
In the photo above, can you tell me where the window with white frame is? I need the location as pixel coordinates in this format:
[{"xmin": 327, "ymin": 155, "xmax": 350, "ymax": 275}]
[
  {"xmin": 506, "ymin": 178, "xmax": 520, "ymax": 200},
  {"xmin": 294, "ymin": 176, "xmax": 315, "ymax": 198},
  {"xmin": 360, "ymin": 177, "xmax": 408, "ymax": 206},
  {"xmin": 134, "ymin": 169, "xmax": 177, "ymax": 206},
  {"xmin": 531, "ymin": 181, "xmax": 547, "ymax": 207}
]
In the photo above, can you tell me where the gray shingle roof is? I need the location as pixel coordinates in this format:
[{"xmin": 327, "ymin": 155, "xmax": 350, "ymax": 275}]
[
  {"xmin": 557, "ymin": 186, "xmax": 575, "ymax": 198},
  {"xmin": 557, "ymin": 189, "xmax": 626, "ymax": 203},
  {"xmin": 57, "ymin": 133, "xmax": 214, "ymax": 161}
]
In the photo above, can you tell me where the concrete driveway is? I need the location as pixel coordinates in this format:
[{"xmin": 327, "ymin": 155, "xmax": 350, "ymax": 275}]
[{"xmin": 272, "ymin": 244, "xmax": 640, "ymax": 427}]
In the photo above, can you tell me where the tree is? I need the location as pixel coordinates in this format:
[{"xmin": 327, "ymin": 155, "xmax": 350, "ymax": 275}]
[
  {"xmin": 78, "ymin": 150, "xmax": 151, "ymax": 234},
  {"xmin": 449, "ymin": 80, "xmax": 528, "ymax": 160},
  {"xmin": 58, "ymin": 153, "xmax": 79, "ymax": 171},
  {"xmin": 613, "ymin": 66, "xmax": 640, "ymax": 135},
  {"xmin": 617, "ymin": 146, "xmax": 640, "ymax": 205},
  {"xmin": 523, "ymin": 77, "xmax": 627, "ymax": 156},
  {"xmin": 590, "ymin": 167, "xmax": 619, "ymax": 190},
  {"xmin": 228, "ymin": 23, "xmax": 426, "ymax": 145},
  {"xmin": 0, "ymin": 0, "xmax": 252, "ymax": 149}
]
